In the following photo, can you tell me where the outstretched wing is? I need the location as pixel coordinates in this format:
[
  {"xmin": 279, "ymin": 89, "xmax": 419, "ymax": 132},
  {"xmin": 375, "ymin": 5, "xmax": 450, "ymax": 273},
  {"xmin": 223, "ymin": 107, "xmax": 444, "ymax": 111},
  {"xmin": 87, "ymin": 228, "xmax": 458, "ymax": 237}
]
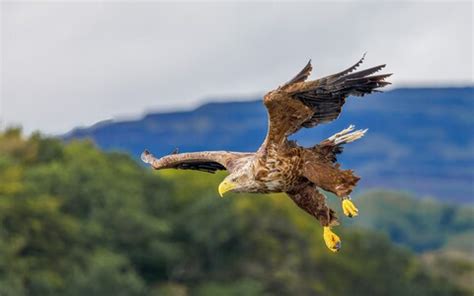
[
  {"xmin": 141, "ymin": 150, "xmax": 253, "ymax": 173},
  {"xmin": 262, "ymin": 54, "xmax": 391, "ymax": 146}
]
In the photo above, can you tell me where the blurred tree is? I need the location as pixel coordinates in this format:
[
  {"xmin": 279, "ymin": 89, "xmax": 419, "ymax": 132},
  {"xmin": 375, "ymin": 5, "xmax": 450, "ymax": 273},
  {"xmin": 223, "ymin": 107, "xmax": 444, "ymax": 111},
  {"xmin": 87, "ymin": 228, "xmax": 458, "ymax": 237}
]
[
  {"xmin": 0, "ymin": 130, "xmax": 470, "ymax": 295},
  {"xmin": 350, "ymin": 191, "xmax": 474, "ymax": 252},
  {"xmin": 65, "ymin": 250, "xmax": 146, "ymax": 296}
]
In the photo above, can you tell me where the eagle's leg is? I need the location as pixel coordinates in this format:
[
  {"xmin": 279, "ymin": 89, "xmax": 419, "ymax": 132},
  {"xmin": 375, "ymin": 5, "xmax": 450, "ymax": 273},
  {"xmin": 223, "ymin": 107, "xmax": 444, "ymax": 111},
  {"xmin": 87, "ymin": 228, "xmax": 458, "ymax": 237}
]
[
  {"xmin": 319, "ymin": 167, "xmax": 360, "ymax": 218},
  {"xmin": 342, "ymin": 196, "xmax": 359, "ymax": 218},
  {"xmin": 323, "ymin": 226, "xmax": 341, "ymax": 253},
  {"xmin": 287, "ymin": 183, "xmax": 341, "ymax": 252}
]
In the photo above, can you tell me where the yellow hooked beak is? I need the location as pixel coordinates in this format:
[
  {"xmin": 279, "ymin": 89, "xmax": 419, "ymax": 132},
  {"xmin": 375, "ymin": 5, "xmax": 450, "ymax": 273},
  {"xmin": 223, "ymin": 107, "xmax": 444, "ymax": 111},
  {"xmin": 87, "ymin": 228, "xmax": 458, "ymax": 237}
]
[{"xmin": 218, "ymin": 180, "xmax": 237, "ymax": 197}]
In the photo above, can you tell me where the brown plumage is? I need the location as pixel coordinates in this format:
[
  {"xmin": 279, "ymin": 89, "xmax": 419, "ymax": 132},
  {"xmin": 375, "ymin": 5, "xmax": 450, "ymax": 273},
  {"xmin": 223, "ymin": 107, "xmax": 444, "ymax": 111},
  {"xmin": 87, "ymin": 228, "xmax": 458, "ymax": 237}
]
[{"xmin": 142, "ymin": 54, "xmax": 391, "ymax": 252}]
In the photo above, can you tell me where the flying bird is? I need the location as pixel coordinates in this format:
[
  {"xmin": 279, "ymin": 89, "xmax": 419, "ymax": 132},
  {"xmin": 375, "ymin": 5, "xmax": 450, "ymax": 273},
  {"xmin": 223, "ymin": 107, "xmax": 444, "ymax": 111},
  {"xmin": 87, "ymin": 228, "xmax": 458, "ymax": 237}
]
[{"xmin": 142, "ymin": 54, "xmax": 391, "ymax": 252}]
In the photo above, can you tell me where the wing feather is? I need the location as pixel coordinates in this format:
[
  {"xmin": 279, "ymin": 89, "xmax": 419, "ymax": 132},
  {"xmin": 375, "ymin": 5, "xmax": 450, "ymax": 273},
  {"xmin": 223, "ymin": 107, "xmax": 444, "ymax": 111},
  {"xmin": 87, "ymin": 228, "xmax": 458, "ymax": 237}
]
[
  {"xmin": 141, "ymin": 149, "xmax": 253, "ymax": 173},
  {"xmin": 281, "ymin": 60, "xmax": 313, "ymax": 88},
  {"xmin": 261, "ymin": 55, "xmax": 391, "ymax": 146},
  {"xmin": 326, "ymin": 53, "xmax": 366, "ymax": 80}
]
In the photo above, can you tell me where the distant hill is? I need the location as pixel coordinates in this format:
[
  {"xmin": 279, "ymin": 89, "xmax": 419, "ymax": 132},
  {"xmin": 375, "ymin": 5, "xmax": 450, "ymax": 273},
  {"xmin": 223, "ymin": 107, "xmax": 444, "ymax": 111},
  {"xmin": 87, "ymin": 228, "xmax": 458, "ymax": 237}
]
[
  {"xmin": 64, "ymin": 87, "xmax": 474, "ymax": 203},
  {"xmin": 346, "ymin": 191, "xmax": 474, "ymax": 254}
]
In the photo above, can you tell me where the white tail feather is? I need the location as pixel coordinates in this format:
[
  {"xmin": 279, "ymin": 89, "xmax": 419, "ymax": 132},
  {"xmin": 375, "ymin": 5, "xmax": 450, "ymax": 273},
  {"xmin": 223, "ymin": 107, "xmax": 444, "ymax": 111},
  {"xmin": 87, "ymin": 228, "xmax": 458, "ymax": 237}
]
[{"xmin": 328, "ymin": 125, "xmax": 367, "ymax": 145}]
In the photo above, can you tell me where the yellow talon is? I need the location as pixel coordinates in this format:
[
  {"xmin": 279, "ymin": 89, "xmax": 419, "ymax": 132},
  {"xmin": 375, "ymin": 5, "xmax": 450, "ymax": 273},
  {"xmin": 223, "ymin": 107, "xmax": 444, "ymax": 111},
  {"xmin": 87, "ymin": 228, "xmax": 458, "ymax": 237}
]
[
  {"xmin": 342, "ymin": 199, "xmax": 359, "ymax": 218},
  {"xmin": 323, "ymin": 227, "xmax": 341, "ymax": 252}
]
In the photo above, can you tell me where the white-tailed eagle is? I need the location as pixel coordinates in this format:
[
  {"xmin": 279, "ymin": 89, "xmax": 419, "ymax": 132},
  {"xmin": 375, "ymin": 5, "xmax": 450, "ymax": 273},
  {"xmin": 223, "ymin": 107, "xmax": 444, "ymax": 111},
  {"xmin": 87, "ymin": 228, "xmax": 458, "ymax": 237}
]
[{"xmin": 142, "ymin": 54, "xmax": 391, "ymax": 252}]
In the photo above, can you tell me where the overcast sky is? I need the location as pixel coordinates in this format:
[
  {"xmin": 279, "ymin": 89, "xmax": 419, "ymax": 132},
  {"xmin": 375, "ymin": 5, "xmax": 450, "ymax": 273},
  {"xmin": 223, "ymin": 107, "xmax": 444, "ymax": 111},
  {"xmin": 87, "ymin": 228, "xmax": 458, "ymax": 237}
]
[{"xmin": 1, "ymin": 1, "xmax": 472, "ymax": 135}]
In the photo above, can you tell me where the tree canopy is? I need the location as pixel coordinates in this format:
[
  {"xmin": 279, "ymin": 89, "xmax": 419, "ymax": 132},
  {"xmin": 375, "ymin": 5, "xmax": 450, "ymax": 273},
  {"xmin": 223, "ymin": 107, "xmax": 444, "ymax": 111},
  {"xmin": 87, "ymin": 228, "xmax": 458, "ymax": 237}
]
[{"xmin": 0, "ymin": 128, "xmax": 470, "ymax": 295}]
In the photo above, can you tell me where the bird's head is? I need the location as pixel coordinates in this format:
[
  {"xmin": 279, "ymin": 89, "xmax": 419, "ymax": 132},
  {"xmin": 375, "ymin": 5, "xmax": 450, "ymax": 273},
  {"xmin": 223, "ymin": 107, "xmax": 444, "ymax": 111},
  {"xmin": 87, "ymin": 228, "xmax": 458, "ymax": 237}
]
[{"xmin": 218, "ymin": 166, "xmax": 254, "ymax": 197}]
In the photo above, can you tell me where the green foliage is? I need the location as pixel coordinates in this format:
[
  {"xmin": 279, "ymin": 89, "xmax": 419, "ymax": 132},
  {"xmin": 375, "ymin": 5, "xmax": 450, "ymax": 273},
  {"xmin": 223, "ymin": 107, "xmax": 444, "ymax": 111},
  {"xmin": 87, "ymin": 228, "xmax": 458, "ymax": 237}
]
[
  {"xmin": 0, "ymin": 130, "xmax": 470, "ymax": 295},
  {"xmin": 193, "ymin": 279, "xmax": 264, "ymax": 296},
  {"xmin": 421, "ymin": 250, "xmax": 474, "ymax": 293},
  {"xmin": 349, "ymin": 191, "xmax": 474, "ymax": 253},
  {"xmin": 65, "ymin": 250, "xmax": 146, "ymax": 296}
]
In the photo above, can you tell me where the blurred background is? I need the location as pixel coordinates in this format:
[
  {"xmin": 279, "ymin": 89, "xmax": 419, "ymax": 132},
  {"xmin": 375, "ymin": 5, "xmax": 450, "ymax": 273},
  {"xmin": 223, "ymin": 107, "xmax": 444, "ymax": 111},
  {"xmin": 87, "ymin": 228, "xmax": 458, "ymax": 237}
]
[{"xmin": 1, "ymin": 1, "xmax": 473, "ymax": 295}]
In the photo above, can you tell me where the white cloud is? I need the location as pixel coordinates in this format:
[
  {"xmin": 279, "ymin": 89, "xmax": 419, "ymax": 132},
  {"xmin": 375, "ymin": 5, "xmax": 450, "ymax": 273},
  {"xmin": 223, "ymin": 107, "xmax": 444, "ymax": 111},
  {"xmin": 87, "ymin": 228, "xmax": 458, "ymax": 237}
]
[{"xmin": 1, "ymin": 1, "xmax": 472, "ymax": 134}]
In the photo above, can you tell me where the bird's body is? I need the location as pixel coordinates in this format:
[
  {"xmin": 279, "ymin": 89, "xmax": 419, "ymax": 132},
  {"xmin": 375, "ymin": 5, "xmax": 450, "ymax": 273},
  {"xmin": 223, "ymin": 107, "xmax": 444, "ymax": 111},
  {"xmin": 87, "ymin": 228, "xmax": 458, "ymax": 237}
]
[
  {"xmin": 142, "ymin": 54, "xmax": 391, "ymax": 252},
  {"xmin": 236, "ymin": 143, "xmax": 302, "ymax": 193}
]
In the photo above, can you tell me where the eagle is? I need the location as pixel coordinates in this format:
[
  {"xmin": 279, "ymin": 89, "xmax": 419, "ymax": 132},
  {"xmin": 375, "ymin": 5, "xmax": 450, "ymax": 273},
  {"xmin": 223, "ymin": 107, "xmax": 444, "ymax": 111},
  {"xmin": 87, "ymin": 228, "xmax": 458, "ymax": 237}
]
[{"xmin": 141, "ymin": 54, "xmax": 391, "ymax": 252}]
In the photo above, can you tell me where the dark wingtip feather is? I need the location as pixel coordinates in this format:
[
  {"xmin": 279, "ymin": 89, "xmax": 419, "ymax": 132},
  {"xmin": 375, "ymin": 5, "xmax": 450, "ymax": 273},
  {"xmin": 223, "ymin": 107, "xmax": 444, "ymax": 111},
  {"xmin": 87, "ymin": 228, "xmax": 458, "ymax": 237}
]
[
  {"xmin": 328, "ymin": 53, "xmax": 367, "ymax": 80},
  {"xmin": 365, "ymin": 73, "xmax": 393, "ymax": 80},
  {"xmin": 283, "ymin": 59, "xmax": 313, "ymax": 87},
  {"xmin": 340, "ymin": 64, "xmax": 386, "ymax": 81}
]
